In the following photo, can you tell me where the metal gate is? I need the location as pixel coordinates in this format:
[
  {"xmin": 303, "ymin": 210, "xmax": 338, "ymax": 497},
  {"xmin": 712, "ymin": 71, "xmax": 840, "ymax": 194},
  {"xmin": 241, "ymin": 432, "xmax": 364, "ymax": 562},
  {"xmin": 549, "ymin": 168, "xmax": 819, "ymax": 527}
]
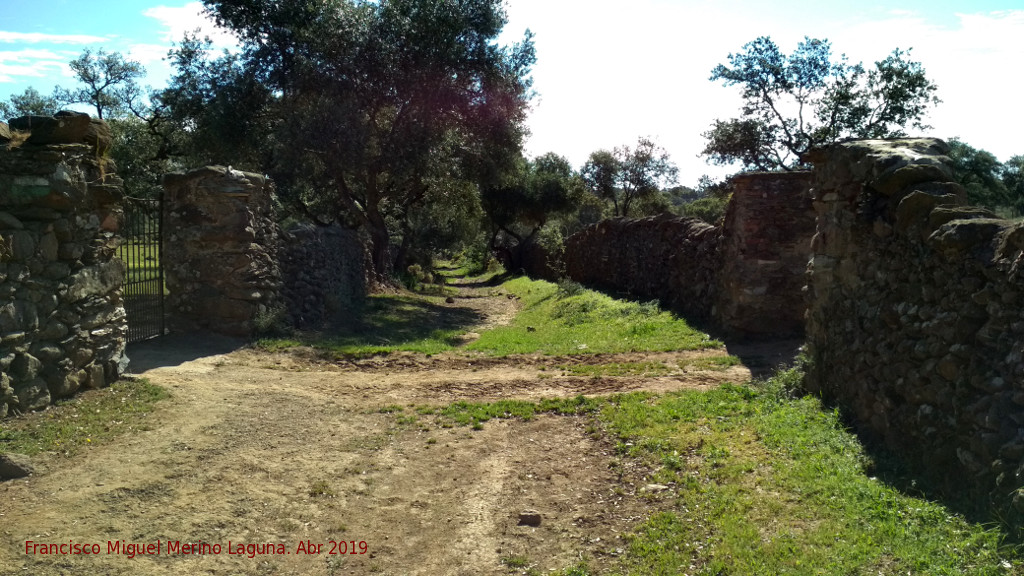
[{"xmin": 120, "ymin": 194, "xmax": 167, "ymax": 343}]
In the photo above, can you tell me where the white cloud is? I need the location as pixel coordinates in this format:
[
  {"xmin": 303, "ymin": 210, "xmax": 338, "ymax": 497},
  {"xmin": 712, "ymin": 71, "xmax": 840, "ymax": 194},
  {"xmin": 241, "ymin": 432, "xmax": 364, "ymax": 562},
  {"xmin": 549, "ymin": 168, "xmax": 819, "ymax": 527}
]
[
  {"xmin": 143, "ymin": 2, "xmax": 239, "ymax": 48},
  {"xmin": 505, "ymin": 1, "xmax": 1024, "ymax": 183},
  {"xmin": 0, "ymin": 31, "xmax": 108, "ymax": 45},
  {"xmin": 0, "ymin": 48, "xmax": 73, "ymax": 83}
]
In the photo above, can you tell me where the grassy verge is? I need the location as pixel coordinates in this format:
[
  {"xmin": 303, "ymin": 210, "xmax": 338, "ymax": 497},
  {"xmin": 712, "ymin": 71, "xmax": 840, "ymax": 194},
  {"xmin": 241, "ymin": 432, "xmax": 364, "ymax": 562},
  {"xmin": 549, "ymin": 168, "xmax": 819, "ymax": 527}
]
[
  {"xmin": 0, "ymin": 378, "xmax": 168, "ymax": 457},
  {"xmin": 259, "ymin": 275, "xmax": 721, "ymax": 358},
  {"xmin": 601, "ymin": 370, "xmax": 1018, "ymax": 575},
  {"xmin": 382, "ymin": 371, "xmax": 1020, "ymax": 575},
  {"xmin": 467, "ymin": 278, "xmax": 720, "ymax": 356},
  {"xmin": 259, "ymin": 293, "xmax": 476, "ymax": 357}
]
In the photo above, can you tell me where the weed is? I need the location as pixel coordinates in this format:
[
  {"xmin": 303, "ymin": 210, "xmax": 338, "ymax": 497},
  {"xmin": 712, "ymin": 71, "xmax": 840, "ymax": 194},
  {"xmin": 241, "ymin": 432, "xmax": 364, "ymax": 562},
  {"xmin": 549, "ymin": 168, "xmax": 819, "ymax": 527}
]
[
  {"xmin": 0, "ymin": 378, "xmax": 168, "ymax": 456},
  {"xmin": 308, "ymin": 480, "xmax": 335, "ymax": 498},
  {"xmin": 502, "ymin": 554, "xmax": 530, "ymax": 568}
]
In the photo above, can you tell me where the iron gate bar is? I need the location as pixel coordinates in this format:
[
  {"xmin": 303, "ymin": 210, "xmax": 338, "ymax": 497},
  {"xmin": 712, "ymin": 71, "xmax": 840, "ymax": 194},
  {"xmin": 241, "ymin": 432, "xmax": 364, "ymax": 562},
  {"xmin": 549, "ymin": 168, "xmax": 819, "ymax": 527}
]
[{"xmin": 120, "ymin": 193, "xmax": 167, "ymax": 343}]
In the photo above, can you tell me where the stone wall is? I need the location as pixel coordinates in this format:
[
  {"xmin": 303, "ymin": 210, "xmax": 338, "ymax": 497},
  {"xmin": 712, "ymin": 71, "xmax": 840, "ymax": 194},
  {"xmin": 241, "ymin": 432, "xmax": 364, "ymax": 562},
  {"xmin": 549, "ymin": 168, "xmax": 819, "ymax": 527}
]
[
  {"xmin": 803, "ymin": 138, "xmax": 1024, "ymax": 508},
  {"xmin": 0, "ymin": 113, "xmax": 126, "ymax": 417},
  {"xmin": 163, "ymin": 166, "xmax": 283, "ymax": 337},
  {"xmin": 716, "ymin": 172, "xmax": 815, "ymax": 336},
  {"xmin": 279, "ymin": 222, "xmax": 371, "ymax": 328},
  {"xmin": 562, "ymin": 172, "xmax": 816, "ymax": 335},
  {"xmin": 564, "ymin": 214, "xmax": 722, "ymax": 322}
]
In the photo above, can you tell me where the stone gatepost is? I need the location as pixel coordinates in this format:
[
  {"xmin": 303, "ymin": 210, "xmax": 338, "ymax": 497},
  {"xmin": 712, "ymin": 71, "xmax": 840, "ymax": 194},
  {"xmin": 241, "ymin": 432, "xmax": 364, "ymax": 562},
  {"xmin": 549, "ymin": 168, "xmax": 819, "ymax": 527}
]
[
  {"xmin": 715, "ymin": 171, "xmax": 815, "ymax": 336},
  {"xmin": 0, "ymin": 112, "xmax": 127, "ymax": 417},
  {"xmin": 163, "ymin": 166, "xmax": 282, "ymax": 337}
]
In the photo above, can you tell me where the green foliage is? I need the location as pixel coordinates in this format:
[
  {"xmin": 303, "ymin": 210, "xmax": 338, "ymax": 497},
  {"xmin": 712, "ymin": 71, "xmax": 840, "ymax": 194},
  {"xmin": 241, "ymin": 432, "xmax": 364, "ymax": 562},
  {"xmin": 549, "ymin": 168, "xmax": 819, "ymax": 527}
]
[
  {"xmin": 253, "ymin": 304, "xmax": 291, "ymax": 337},
  {"xmin": 0, "ymin": 379, "xmax": 168, "ymax": 456},
  {"xmin": 468, "ymin": 277, "xmax": 721, "ymax": 355},
  {"xmin": 582, "ymin": 138, "xmax": 678, "ymax": 217},
  {"xmin": 601, "ymin": 371, "xmax": 1017, "ymax": 575},
  {"xmin": 173, "ymin": 0, "xmax": 537, "ymax": 281},
  {"xmin": 1005, "ymin": 155, "xmax": 1024, "ymax": 217},
  {"xmin": 482, "ymin": 152, "xmax": 582, "ymax": 271},
  {"xmin": 947, "ymin": 138, "xmax": 1011, "ymax": 213},
  {"xmin": 679, "ymin": 196, "xmax": 730, "ymax": 225},
  {"xmin": 54, "ymin": 48, "xmax": 145, "ymax": 120},
  {"xmin": 704, "ymin": 36, "xmax": 940, "ymax": 171},
  {"xmin": 0, "ymin": 87, "xmax": 59, "ymax": 119}
]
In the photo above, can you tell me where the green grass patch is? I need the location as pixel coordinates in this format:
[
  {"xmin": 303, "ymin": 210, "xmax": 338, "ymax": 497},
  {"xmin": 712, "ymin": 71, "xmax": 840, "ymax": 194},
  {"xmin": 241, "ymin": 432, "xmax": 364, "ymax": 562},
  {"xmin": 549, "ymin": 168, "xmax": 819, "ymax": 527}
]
[
  {"xmin": 260, "ymin": 275, "xmax": 722, "ymax": 359},
  {"xmin": 467, "ymin": 277, "xmax": 721, "ymax": 356},
  {"xmin": 600, "ymin": 369, "xmax": 1020, "ymax": 575},
  {"xmin": 379, "ymin": 375, "xmax": 1021, "ymax": 572},
  {"xmin": 259, "ymin": 294, "xmax": 479, "ymax": 357},
  {"xmin": 0, "ymin": 378, "xmax": 169, "ymax": 456},
  {"xmin": 559, "ymin": 361, "xmax": 674, "ymax": 378},
  {"xmin": 683, "ymin": 355, "xmax": 742, "ymax": 371}
]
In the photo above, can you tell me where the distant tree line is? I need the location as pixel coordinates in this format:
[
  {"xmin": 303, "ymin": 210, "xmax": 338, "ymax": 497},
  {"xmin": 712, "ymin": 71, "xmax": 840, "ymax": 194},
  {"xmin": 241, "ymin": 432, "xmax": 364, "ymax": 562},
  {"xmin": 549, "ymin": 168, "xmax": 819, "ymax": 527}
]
[{"xmin": 3, "ymin": 21, "xmax": 1020, "ymax": 285}]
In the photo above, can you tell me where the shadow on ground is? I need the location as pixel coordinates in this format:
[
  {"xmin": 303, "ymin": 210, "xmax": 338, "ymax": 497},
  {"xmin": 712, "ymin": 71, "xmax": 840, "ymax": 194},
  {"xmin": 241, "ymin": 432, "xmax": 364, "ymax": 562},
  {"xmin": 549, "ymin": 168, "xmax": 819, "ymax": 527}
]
[{"xmin": 126, "ymin": 332, "xmax": 247, "ymax": 373}]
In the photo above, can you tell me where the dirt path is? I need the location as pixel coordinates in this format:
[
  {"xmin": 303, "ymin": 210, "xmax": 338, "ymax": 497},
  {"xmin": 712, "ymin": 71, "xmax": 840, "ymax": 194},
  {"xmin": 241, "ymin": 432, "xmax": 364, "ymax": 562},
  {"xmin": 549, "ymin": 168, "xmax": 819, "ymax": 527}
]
[{"xmin": 0, "ymin": 282, "xmax": 768, "ymax": 576}]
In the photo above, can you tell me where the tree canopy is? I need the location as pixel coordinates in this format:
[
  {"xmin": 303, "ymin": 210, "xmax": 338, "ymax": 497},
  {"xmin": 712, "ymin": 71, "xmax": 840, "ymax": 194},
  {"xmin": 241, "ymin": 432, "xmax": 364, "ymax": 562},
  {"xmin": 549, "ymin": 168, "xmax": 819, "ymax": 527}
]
[
  {"xmin": 581, "ymin": 137, "xmax": 677, "ymax": 217},
  {"xmin": 703, "ymin": 36, "xmax": 940, "ymax": 171},
  {"xmin": 164, "ymin": 0, "xmax": 535, "ymax": 282},
  {"xmin": 53, "ymin": 48, "xmax": 145, "ymax": 120}
]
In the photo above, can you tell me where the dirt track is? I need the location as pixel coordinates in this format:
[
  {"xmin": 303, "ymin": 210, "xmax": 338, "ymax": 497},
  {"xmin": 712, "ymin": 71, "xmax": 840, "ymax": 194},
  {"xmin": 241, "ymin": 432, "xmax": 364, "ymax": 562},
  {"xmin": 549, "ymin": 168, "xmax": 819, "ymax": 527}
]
[{"xmin": 0, "ymin": 287, "xmax": 782, "ymax": 575}]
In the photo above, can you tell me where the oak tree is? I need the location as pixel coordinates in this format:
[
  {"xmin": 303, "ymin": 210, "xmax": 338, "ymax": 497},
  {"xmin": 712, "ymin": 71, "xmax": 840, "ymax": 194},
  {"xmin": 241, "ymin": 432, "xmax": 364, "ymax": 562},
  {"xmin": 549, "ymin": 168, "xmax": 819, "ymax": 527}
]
[{"xmin": 703, "ymin": 36, "xmax": 939, "ymax": 171}]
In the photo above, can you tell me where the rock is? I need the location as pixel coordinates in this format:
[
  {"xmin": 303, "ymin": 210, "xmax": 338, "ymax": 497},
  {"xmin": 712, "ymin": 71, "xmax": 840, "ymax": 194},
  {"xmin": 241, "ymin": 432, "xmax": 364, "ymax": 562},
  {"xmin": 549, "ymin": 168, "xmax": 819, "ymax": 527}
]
[
  {"xmin": 0, "ymin": 121, "xmax": 10, "ymax": 143},
  {"xmin": 14, "ymin": 378, "xmax": 50, "ymax": 411},
  {"xmin": 928, "ymin": 206, "xmax": 997, "ymax": 231},
  {"xmin": 0, "ymin": 453, "xmax": 34, "ymax": 480},
  {"xmin": 66, "ymin": 260, "xmax": 124, "ymax": 302},
  {"xmin": 643, "ymin": 483, "xmax": 670, "ymax": 493},
  {"xmin": 0, "ymin": 211, "xmax": 22, "ymax": 230},
  {"xmin": 9, "ymin": 111, "xmax": 93, "ymax": 146},
  {"xmin": 445, "ymin": 296, "xmax": 455, "ymax": 304},
  {"xmin": 517, "ymin": 510, "xmax": 542, "ymax": 527},
  {"xmin": 84, "ymin": 119, "xmax": 112, "ymax": 155},
  {"xmin": 928, "ymin": 219, "xmax": 1006, "ymax": 257}
]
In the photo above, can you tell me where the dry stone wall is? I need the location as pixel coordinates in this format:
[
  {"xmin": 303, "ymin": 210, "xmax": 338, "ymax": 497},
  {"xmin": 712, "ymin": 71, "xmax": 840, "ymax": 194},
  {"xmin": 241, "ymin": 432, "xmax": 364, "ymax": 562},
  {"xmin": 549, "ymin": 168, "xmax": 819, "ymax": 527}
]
[
  {"xmin": 717, "ymin": 172, "xmax": 815, "ymax": 336},
  {"xmin": 279, "ymin": 222, "xmax": 371, "ymax": 329},
  {"xmin": 163, "ymin": 166, "xmax": 283, "ymax": 337},
  {"xmin": 563, "ymin": 172, "xmax": 816, "ymax": 336},
  {"xmin": 0, "ymin": 113, "xmax": 127, "ymax": 417},
  {"xmin": 804, "ymin": 138, "xmax": 1024, "ymax": 509},
  {"xmin": 564, "ymin": 214, "xmax": 722, "ymax": 322}
]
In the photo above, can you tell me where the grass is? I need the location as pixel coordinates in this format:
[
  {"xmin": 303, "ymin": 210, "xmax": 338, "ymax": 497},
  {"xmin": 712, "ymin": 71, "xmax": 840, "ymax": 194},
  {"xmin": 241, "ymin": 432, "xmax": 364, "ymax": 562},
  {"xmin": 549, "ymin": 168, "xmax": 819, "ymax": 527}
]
[
  {"xmin": 559, "ymin": 361, "xmax": 675, "ymax": 378},
  {"xmin": 467, "ymin": 277, "xmax": 721, "ymax": 356},
  {"xmin": 258, "ymin": 274, "xmax": 721, "ymax": 358},
  {"xmin": 382, "ymin": 371, "xmax": 1021, "ymax": 575},
  {"xmin": 600, "ymin": 370, "xmax": 1019, "ymax": 575},
  {"xmin": 118, "ymin": 239, "xmax": 166, "ymax": 295},
  {"xmin": 259, "ymin": 293, "xmax": 479, "ymax": 357},
  {"xmin": 0, "ymin": 378, "xmax": 169, "ymax": 456}
]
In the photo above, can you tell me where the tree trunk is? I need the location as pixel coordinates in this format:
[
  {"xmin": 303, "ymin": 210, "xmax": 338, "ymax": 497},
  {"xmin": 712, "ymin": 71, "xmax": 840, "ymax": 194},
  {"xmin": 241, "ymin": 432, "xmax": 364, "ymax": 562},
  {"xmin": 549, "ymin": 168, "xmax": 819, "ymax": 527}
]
[{"xmin": 365, "ymin": 216, "xmax": 392, "ymax": 284}]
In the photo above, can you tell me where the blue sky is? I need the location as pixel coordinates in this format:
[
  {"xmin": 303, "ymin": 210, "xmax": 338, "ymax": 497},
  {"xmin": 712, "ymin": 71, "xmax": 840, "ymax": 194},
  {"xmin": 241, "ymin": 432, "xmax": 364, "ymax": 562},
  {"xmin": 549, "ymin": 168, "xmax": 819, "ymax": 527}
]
[{"xmin": 2, "ymin": 0, "xmax": 1023, "ymax": 185}]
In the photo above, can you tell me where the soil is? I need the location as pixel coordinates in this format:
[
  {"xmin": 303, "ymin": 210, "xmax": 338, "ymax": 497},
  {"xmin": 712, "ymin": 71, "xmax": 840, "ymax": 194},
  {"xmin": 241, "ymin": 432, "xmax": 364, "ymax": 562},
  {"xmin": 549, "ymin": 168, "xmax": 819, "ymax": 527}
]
[{"xmin": 0, "ymin": 280, "xmax": 795, "ymax": 576}]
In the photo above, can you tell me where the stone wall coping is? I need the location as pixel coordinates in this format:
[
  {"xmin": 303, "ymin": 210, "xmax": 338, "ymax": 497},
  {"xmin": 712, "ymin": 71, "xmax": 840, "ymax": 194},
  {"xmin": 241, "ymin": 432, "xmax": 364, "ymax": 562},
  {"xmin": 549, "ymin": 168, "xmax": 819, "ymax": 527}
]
[{"xmin": 163, "ymin": 165, "xmax": 267, "ymax": 189}]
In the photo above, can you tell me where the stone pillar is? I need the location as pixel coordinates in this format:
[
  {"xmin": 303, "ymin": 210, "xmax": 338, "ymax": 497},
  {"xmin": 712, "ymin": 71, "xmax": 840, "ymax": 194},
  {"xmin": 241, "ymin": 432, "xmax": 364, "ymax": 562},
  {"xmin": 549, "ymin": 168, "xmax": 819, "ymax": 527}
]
[
  {"xmin": 279, "ymin": 222, "xmax": 370, "ymax": 329},
  {"xmin": 163, "ymin": 166, "xmax": 282, "ymax": 337},
  {"xmin": 715, "ymin": 171, "xmax": 815, "ymax": 336},
  {"xmin": 0, "ymin": 112, "xmax": 126, "ymax": 417}
]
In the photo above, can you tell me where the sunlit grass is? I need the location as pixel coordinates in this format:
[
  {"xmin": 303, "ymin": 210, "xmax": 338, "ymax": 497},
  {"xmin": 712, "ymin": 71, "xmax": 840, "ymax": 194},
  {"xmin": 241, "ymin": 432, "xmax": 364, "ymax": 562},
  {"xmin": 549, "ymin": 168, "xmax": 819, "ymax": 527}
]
[
  {"xmin": 467, "ymin": 277, "xmax": 721, "ymax": 356},
  {"xmin": 0, "ymin": 379, "xmax": 169, "ymax": 457}
]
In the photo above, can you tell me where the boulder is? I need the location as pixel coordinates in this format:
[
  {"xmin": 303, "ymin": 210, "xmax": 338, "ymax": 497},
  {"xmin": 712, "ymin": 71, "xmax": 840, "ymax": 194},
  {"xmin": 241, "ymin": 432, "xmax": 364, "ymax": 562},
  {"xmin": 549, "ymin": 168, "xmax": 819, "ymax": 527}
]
[
  {"xmin": 9, "ymin": 111, "xmax": 92, "ymax": 146},
  {"xmin": 84, "ymin": 118, "xmax": 112, "ymax": 155},
  {"xmin": 0, "ymin": 453, "xmax": 34, "ymax": 480}
]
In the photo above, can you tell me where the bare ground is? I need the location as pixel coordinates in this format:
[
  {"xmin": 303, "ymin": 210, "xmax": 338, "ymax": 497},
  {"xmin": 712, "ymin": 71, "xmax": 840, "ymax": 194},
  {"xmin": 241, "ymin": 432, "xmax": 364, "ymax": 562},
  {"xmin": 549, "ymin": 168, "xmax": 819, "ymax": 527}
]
[{"xmin": 0, "ymin": 283, "xmax": 792, "ymax": 576}]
